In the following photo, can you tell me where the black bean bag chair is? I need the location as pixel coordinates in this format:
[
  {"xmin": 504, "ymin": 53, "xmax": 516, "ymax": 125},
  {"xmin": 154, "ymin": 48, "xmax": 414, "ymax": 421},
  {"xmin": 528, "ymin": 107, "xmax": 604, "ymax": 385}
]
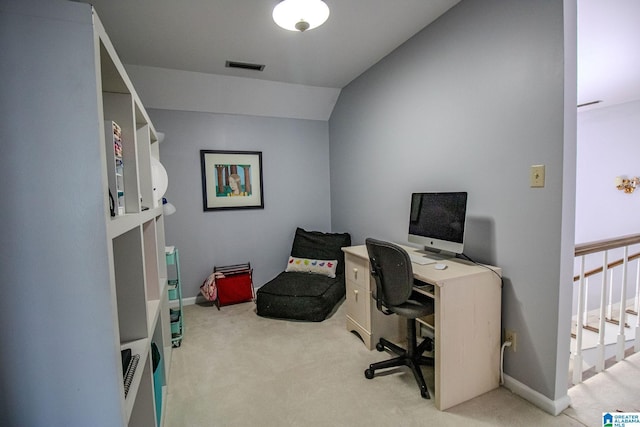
[{"xmin": 256, "ymin": 227, "xmax": 351, "ymax": 321}]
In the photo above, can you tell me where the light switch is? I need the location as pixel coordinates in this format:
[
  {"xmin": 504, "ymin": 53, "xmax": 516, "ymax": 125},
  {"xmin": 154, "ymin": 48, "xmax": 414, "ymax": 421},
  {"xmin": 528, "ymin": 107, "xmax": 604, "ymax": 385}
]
[{"xmin": 530, "ymin": 165, "xmax": 545, "ymax": 188}]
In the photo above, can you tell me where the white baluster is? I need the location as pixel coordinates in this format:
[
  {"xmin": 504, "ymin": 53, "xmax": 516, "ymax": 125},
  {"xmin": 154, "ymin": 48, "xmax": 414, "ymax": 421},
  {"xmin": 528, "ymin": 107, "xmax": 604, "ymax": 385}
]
[
  {"xmin": 607, "ymin": 267, "xmax": 614, "ymax": 320},
  {"xmin": 596, "ymin": 250, "xmax": 608, "ymax": 372},
  {"xmin": 573, "ymin": 255, "xmax": 586, "ymax": 384},
  {"xmin": 616, "ymin": 246, "xmax": 629, "ymax": 361},
  {"xmin": 635, "ymin": 259, "xmax": 640, "ymax": 353},
  {"xmin": 583, "ymin": 277, "xmax": 590, "ymax": 325}
]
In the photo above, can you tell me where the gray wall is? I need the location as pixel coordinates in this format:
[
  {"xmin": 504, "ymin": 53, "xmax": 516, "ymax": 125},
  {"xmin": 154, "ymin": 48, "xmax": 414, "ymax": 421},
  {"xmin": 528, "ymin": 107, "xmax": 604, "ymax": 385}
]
[
  {"xmin": 329, "ymin": 0, "xmax": 574, "ymax": 404},
  {"xmin": 147, "ymin": 109, "xmax": 334, "ymax": 298}
]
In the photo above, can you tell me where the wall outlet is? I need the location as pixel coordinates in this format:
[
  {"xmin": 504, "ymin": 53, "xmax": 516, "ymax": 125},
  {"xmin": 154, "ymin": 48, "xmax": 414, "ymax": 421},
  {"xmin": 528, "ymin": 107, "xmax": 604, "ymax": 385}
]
[{"xmin": 505, "ymin": 329, "xmax": 517, "ymax": 352}]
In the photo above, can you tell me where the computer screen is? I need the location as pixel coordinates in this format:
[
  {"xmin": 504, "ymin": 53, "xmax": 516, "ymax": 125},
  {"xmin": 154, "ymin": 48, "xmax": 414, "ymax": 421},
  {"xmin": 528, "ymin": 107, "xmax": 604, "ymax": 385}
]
[{"xmin": 408, "ymin": 192, "xmax": 468, "ymax": 256}]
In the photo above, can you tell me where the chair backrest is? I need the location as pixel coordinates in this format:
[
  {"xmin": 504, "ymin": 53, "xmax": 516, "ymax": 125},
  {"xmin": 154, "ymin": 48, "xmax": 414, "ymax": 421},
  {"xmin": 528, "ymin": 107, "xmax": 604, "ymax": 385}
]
[{"xmin": 365, "ymin": 238, "xmax": 414, "ymax": 308}]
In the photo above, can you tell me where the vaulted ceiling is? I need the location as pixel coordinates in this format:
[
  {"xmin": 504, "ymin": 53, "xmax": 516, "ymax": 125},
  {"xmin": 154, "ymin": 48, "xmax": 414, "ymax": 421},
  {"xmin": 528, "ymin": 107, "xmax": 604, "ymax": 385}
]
[
  {"xmin": 79, "ymin": 0, "xmax": 640, "ymax": 109},
  {"xmin": 80, "ymin": 0, "xmax": 460, "ymax": 89}
]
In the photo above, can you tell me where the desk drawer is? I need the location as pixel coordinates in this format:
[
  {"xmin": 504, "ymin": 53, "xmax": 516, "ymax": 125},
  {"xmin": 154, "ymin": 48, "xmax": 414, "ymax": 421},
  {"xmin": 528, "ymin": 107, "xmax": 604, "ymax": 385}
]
[
  {"xmin": 345, "ymin": 256, "xmax": 369, "ymax": 289},
  {"xmin": 346, "ymin": 279, "xmax": 370, "ymax": 330}
]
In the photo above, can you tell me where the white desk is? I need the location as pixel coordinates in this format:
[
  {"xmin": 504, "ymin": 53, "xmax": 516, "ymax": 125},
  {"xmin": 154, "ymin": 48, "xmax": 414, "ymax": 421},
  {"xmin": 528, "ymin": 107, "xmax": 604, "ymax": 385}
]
[{"xmin": 342, "ymin": 245, "xmax": 502, "ymax": 411}]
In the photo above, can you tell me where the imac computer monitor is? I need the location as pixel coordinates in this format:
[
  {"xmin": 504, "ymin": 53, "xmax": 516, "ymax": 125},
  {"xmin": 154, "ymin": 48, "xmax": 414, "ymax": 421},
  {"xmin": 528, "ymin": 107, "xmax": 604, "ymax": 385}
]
[{"xmin": 408, "ymin": 192, "xmax": 468, "ymax": 257}]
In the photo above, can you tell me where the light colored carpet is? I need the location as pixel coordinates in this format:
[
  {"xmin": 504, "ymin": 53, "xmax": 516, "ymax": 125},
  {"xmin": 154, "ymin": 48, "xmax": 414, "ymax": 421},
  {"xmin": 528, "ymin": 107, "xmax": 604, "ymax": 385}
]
[
  {"xmin": 163, "ymin": 301, "xmax": 637, "ymax": 427},
  {"xmin": 565, "ymin": 349, "xmax": 640, "ymax": 426}
]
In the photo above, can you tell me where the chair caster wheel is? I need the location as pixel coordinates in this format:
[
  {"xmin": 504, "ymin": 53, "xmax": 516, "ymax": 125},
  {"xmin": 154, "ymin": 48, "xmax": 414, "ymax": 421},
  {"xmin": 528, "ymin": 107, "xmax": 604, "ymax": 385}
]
[
  {"xmin": 376, "ymin": 342, "xmax": 385, "ymax": 352},
  {"xmin": 420, "ymin": 389, "xmax": 429, "ymax": 399},
  {"xmin": 364, "ymin": 369, "xmax": 375, "ymax": 379}
]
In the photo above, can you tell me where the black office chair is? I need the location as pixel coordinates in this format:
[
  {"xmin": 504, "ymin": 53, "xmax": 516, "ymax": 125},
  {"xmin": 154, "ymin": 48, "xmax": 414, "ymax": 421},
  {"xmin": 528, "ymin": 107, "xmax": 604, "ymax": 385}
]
[{"xmin": 364, "ymin": 238, "xmax": 435, "ymax": 399}]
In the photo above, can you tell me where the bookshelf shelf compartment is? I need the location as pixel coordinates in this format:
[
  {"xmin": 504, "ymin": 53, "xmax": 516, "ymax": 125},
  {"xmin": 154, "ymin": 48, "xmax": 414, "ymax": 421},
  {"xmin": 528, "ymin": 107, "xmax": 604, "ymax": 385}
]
[{"xmin": 121, "ymin": 339, "xmax": 151, "ymax": 422}]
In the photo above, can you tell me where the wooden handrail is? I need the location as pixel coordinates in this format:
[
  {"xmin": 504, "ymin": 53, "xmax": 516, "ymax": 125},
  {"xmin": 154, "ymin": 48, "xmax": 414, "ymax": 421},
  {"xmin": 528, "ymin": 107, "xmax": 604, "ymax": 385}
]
[
  {"xmin": 573, "ymin": 234, "xmax": 640, "ymax": 282},
  {"xmin": 575, "ymin": 233, "xmax": 640, "ymax": 257}
]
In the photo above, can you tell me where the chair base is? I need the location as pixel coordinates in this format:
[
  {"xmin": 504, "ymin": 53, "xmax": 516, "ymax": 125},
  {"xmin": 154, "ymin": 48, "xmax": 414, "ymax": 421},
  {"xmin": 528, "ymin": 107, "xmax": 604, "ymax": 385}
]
[{"xmin": 364, "ymin": 320, "xmax": 434, "ymax": 399}]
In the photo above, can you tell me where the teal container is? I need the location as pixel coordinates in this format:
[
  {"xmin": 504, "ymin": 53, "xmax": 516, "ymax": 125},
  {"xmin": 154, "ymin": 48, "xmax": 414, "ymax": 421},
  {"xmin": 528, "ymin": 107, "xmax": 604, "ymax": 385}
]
[
  {"xmin": 153, "ymin": 356, "xmax": 164, "ymax": 426},
  {"xmin": 171, "ymin": 321, "xmax": 180, "ymax": 334}
]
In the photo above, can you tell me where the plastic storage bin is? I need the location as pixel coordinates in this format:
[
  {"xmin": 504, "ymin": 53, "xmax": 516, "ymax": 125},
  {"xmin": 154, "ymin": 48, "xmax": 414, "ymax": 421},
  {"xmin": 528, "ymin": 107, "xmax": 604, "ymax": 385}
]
[{"xmin": 166, "ymin": 247, "xmax": 183, "ymax": 347}]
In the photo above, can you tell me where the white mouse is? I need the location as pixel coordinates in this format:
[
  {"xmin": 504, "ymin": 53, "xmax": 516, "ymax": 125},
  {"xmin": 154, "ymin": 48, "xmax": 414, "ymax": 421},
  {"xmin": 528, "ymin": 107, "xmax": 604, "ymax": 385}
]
[{"xmin": 434, "ymin": 263, "xmax": 447, "ymax": 270}]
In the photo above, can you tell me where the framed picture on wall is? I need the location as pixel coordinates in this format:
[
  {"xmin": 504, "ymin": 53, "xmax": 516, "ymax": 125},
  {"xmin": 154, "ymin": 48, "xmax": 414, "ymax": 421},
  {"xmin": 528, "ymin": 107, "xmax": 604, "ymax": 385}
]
[{"xmin": 200, "ymin": 150, "xmax": 264, "ymax": 211}]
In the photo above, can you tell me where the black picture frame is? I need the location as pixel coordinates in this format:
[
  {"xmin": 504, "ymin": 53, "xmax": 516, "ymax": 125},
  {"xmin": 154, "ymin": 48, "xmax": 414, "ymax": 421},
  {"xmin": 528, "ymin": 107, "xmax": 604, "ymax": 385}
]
[{"xmin": 200, "ymin": 150, "xmax": 264, "ymax": 211}]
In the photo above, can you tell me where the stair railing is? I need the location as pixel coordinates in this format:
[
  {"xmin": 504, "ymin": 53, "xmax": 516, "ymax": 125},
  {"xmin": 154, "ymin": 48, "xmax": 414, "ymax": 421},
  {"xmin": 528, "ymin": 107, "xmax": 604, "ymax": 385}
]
[{"xmin": 572, "ymin": 233, "xmax": 640, "ymax": 384}]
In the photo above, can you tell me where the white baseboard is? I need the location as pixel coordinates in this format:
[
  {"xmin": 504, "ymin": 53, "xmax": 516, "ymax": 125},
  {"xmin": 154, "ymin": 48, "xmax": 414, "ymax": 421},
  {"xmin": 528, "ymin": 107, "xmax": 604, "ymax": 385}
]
[
  {"xmin": 170, "ymin": 295, "xmax": 259, "ymax": 307},
  {"xmin": 182, "ymin": 296, "xmax": 198, "ymax": 306},
  {"xmin": 502, "ymin": 374, "xmax": 572, "ymax": 416},
  {"xmin": 169, "ymin": 296, "xmax": 198, "ymax": 308}
]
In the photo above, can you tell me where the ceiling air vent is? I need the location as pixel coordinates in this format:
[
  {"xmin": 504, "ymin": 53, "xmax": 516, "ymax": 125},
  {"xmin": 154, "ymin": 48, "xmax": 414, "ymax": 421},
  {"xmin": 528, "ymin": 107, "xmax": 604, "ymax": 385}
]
[
  {"xmin": 577, "ymin": 100, "xmax": 602, "ymax": 108},
  {"xmin": 225, "ymin": 60, "xmax": 265, "ymax": 71}
]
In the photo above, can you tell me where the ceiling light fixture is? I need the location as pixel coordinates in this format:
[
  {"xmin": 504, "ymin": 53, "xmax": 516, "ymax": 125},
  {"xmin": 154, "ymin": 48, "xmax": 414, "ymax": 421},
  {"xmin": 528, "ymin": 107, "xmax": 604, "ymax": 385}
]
[{"xmin": 273, "ymin": 0, "xmax": 330, "ymax": 32}]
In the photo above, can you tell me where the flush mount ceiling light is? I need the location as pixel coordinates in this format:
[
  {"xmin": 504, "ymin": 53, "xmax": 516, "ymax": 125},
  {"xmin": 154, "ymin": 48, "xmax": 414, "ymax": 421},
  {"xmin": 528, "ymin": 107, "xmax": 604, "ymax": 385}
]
[{"xmin": 273, "ymin": 0, "xmax": 330, "ymax": 32}]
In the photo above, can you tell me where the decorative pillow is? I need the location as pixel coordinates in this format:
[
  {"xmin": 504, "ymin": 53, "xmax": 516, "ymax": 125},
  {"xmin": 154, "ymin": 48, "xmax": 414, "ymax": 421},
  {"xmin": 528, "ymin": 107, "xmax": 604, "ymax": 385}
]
[
  {"xmin": 285, "ymin": 256, "xmax": 338, "ymax": 278},
  {"xmin": 290, "ymin": 228, "xmax": 351, "ymax": 276},
  {"xmin": 308, "ymin": 259, "xmax": 338, "ymax": 278}
]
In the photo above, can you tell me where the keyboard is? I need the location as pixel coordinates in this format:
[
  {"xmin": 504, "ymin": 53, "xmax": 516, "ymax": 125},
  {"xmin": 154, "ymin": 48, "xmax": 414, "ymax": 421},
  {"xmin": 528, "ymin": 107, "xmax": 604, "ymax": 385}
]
[{"xmin": 409, "ymin": 254, "xmax": 437, "ymax": 265}]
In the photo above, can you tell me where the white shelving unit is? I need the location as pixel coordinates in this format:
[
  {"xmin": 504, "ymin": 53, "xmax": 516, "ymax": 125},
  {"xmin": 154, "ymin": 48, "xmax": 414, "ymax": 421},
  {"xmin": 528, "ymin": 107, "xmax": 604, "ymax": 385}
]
[{"xmin": 1, "ymin": 1, "xmax": 171, "ymax": 426}]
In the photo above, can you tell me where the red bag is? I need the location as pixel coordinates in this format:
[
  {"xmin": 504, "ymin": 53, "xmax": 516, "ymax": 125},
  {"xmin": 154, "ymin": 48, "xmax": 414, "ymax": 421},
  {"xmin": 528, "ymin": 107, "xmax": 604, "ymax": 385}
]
[{"xmin": 214, "ymin": 263, "xmax": 255, "ymax": 306}]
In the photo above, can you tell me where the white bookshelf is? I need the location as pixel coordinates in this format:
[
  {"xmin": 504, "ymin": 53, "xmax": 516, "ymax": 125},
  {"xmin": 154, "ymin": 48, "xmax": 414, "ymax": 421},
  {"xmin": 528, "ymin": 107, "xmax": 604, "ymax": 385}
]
[{"xmin": 0, "ymin": 1, "xmax": 171, "ymax": 425}]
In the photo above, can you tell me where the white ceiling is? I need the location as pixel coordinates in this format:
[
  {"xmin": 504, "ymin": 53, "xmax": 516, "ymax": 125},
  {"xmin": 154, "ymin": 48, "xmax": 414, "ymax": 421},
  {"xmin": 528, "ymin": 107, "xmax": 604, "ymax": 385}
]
[
  {"xmin": 577, "ymin": 0, "xmax": 640, "ymax": 109},
  {"xmin": 80, "ymin": 0, "xmax": 460, "ymax": 89},
  {"xmin": 78, "ymin": 0, "xmax": 639, "ymax": 108}
]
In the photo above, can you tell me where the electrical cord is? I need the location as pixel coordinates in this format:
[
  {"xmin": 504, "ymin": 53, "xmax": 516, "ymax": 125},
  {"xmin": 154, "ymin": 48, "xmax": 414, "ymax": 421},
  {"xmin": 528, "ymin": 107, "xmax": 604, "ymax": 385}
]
[
  {"xmin": 459, "ymin": 252, "xmax": 504, "ymax": 286},
  {"xmin": 500, "ymin": 340, "xmax": 512, "ymax": 385}
]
